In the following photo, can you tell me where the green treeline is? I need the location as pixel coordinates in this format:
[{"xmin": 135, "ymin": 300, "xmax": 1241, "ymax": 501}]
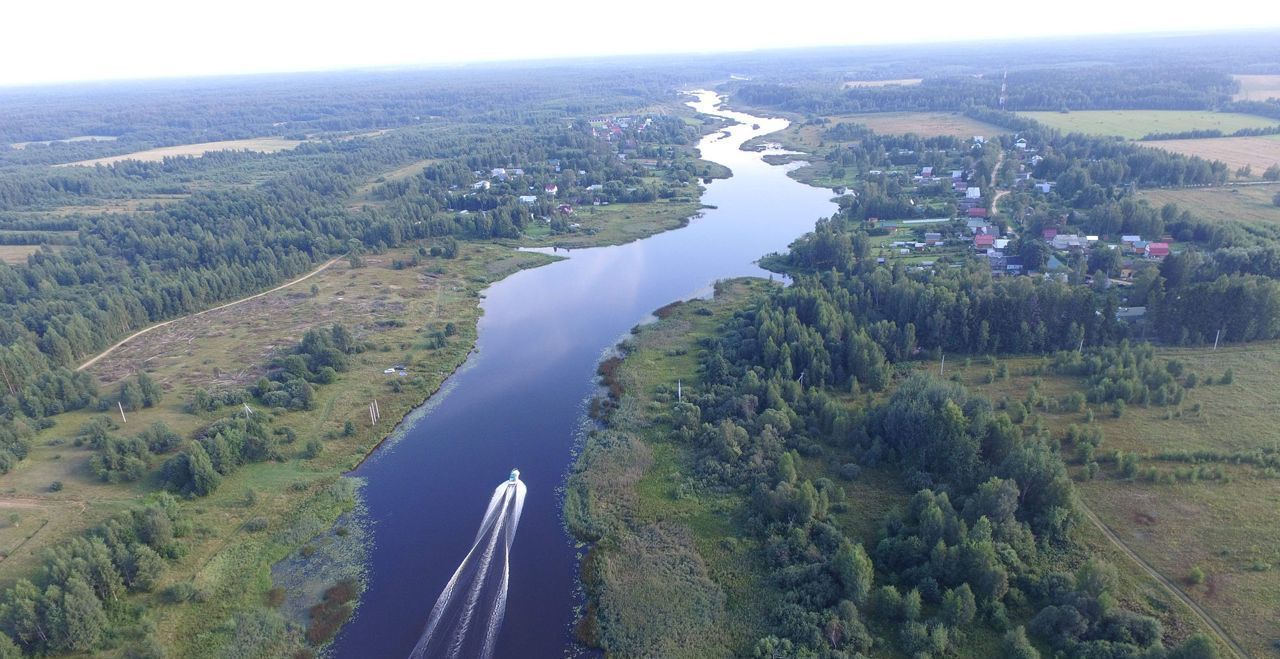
[
  {"xmin": 0, "ymin": 73, "xmax": 714, "ymax": 478},
  {"xmin": 0, "ymin": 495, "xmax": 187, "ymax": 656}
]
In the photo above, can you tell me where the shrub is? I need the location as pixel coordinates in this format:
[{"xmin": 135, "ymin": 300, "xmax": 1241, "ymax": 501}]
[
  {"xmin": 1188, "ymin": 565, "xmax": 1206, "ymax": 585},
  {"xmin": 163, "ymin": 582, "xmax": 198, "ymax": 603},
  {"xmin": 48, "ymin": 480, "xmax": 63, "ymax": 492}
]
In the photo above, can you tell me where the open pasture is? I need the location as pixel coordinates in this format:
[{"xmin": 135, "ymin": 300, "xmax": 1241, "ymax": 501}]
[
  {"xmin": 1020, "ymin": 110, "xmax": 1277, "ymax": 140},
  {"xmin": 57, "ymin": 137, "xmax": 303, "ymax": 167}
]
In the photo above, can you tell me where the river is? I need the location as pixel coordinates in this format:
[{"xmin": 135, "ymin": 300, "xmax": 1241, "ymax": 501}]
[{"xmin": 331, "ymin": 90, "xmax": 837, "ymax": 658}]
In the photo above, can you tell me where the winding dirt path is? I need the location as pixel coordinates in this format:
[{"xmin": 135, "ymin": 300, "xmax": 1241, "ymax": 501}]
[
  {"xmin": 76, "ymin": 256, "xmax": 342, "ymax": 372},
  {"xmin": 1080, "ymin": 504, "xmax": 1248, "ymax": 658}
]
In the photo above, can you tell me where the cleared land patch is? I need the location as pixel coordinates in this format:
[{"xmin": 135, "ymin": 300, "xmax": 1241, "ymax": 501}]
[
  {"xmin": 0, "ymin": 245, "xmax": 43, "ymax": 264},
  {"xmin": 9, "ymin": 135, "xmax": 117, "ymax": 149},
  {"xmin": 841, "ymin": 78, "xmax": 923, "ymax": 89},
  {"xmin": 1232, "ymin": 74, "xmax": 1280, "ymax": 102},
  {"xmin": 56, "ymin": 137, "xmax": 303, "ymax": 167},
  {"xmin": 354, "ymin": 158, "xmax": 440, "ymax": 197},
  {"xmin": 829, "ymin": 111, "xmax": 1002, "ymax": 139},
  {"xmin": 1145, "ymin": 134, "xmax": 1280, "ymax": 174},
  {"xmin": 1138, "ymin": 184, "xmax": 1280, "ymax": 226},
  {"xmin": 1020, "ymin": 110, "xmax": 1278, "ymax": 140}
]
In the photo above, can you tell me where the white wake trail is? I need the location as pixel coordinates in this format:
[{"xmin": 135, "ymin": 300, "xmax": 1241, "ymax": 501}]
[{"xmin": 410, "ymin": 477, "xmax": 527, "ymax": 659}]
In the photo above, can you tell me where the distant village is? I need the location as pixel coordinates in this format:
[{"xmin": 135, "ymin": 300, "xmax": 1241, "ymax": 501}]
[
  {"xmin": 855, "ymin": 134, "xmax": 1174, "ymax": 291},
  {"xmin": 445, "ymin": 113, "xmax": 696, "ymax": 236}
]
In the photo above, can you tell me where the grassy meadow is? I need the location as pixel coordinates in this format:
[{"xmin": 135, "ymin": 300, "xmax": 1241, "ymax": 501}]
[
  {"xmin": 931, "ymin": 343, "xmax": 1280, "ymax": 657},
  {"xmin": 568, "ymin": 280, "xmax": 1228, "ymax": 657},
  {"xmin": 842, "ymin": 78, "xmax": 924, "ymax": 89},
  {"xmin": 1145, "ymin": 135, "xmax": 1280, "ymax": 175},
  {"xmin": 1233, "ymin": 74, "xmax": 1280, "ymax": 102},
  {"xmin": 1138, "ymin": 183, "xmax": 1280, "ymax": 227},
  {"xmin": 56, "ymin": 137, "xmax": 304, "ymax": 167},
  {"xmin": 1019, "ymin": 110, "xmax": 1277, "ymax": 140}
]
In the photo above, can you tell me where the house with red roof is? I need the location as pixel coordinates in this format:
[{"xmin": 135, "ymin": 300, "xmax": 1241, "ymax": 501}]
[
  {"xmin": 974, "ymin": 234, "xmax": 996, "ymax": 249},
  {"xmin": 967, "ymin": 207, "xmax": 988, "ymax": 218},
  {"xmin": 1145, "ymin": 242, "xmax": 1171, "ymax": 259}
]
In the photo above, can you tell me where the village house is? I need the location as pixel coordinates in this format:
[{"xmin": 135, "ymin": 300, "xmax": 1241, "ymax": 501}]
[
  {"xmin": 518, "ymin": 195, "xmax": 537, "ymax": 204},
  {"xmin": 1051, "ymin": 234, "xmax": 1088, "ymax": 251},
  {"xmin": 974, "ymin": 233, "xmax": 996, "ymax": 249},
  {"xmin": 1145, "ymin": 242, "xmax": 1171, "ymax": 259},
  {"xmin": 965, "ymin": 187, "xmax": 982, "ymax": 199},
  {"xmin": 544, "ymin": 184, "xmax": 558, "ymax": 196},
  {"xmin": 966, "ymin": 218, "xmax": 994, "ymax": 234}
]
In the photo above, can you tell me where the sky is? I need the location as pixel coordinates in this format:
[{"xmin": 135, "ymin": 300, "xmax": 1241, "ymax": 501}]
[{"xmin": 4, "ymin": 0, "xmax": 1279, "ymax": 87}]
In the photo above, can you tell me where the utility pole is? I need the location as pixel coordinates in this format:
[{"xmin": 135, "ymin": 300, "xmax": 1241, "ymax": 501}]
[
  {"xmin": 117, "ymin": 401, "xmax": 127, "ymax": 424},
  {"xmin": 677, "ymin": 380, "xmax": 682, "ymax": 403},
  {"xmin": 1213, "ymin": 329, "xmax": 1222, "ymax": 350},
  {"xmin": 940, "ymin": 353, "xmax": 945, "ymax": 377}
]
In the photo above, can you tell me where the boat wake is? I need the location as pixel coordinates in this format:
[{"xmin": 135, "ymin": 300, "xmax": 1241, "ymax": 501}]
[{"xmin": 409, "ymin": 473, "xmax": 527, "ymax": 659}]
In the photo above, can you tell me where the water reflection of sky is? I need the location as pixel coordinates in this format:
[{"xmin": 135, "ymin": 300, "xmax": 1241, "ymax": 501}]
[{"xmin": 335, "ymin": 90, "xmax": 838, "ymax": 659}]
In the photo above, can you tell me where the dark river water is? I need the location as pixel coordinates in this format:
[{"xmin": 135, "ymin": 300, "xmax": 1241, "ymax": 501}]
[{"xmin": 331, "ymin": 91, "xmax": 837, "ymax": 658}]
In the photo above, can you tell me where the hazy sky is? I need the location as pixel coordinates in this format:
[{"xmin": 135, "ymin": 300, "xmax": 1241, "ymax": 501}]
[{"xmin": 4, "ymin": 0, "xmax": 1278, "ymax": 87}]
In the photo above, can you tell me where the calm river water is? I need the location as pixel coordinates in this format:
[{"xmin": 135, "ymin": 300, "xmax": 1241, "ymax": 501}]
[{"xmin": 332, "ymin": 91, "xmax": 837, "ymax": 658}]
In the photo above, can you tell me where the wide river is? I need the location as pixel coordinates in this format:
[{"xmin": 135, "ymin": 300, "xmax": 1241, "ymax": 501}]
[{"xmin": 332, "ymin": 91, "xmax": 837, "ymax": 657}]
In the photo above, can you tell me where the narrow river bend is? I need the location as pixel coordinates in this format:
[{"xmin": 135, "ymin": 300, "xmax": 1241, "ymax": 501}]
[{"xmin": 332, "ymin": 91, "xmax": 837, "ymax": 658}]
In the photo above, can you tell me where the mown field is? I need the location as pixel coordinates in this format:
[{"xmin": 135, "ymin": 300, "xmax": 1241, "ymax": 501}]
[
  {"xmin": 841, "ymin": 78, "xmax": 923, "ymax": 89},
  {"xmin": 939, "ymin": 343, "xmax": 1280, "ymax": 657},
  {"xmin": 56, "ymin": 137, "xmax": 304, "ymax": 166},
  {"xmin": 0, "ymin": 245, "xmax": 41, "ymax": 264},
  {"xmin": 1145, "ymin": 135, "xmax": 1280, "ymax": 175},
  {"xmin": 1138, "ymin": 183, "xmax": 1280, "ymax": 227},
  {"xmin": 1233, "ymin": 74, "xmax": 1280, "ymax": 102},
  {"xmin": 1020, "ymin": 110, "xmax": 1277, "ymax": 140}
]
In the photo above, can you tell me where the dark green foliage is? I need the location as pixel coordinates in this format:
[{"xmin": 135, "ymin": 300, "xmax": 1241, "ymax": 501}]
[
  {"xmin": 1168, "ymin": 634, "xmax": 1219, "ymax": 659},
  {"xmin": 1002, "ymin": 626, "xmax": 1041, "ymax": 658},
  {"xmin": 160, "ymin": 442, "xmax": 221, "ymax": 497},
  {"xmin": 0, "ymin": 495, "xmax": 185, "ymax": 655},
  {"xmin": 137, "ymin": 421, "xmax": 182, "ymax": 454},
  {"xmin": 160, "ymin": 415, "xmax": 277, "ymax": 497},
  {"xmin": 88, "ymin": 435, "xmax": 149, "ymax": 483}
]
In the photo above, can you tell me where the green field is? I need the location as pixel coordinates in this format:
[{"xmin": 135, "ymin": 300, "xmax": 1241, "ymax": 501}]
[
  {"xmin": 568, "ymin": 281, "xmax": 1226, "ymax": 658},
  {"xmin": 940, "ymin": 343, "xmax": 1280, "ymax": 657},
  {"xmin": 1020, "ymin": 110, "xmax": 1278, "ymax": 140},
  {"xmin": 1138, "ymin": 183, "xmax": 1280, "ymax": 226}
]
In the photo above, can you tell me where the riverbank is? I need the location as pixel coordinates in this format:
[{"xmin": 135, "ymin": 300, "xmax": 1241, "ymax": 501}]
[
  {"xmin": 329, "ymin": 90, "xmax": 841, "ymax": 657},
  {"xmin": 566, "ymin": 279, "xmax": 775, "ymax": 656},
  {"xmin": 0, "ymin": 97, "xmax": 745, "ymax": 655}
]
